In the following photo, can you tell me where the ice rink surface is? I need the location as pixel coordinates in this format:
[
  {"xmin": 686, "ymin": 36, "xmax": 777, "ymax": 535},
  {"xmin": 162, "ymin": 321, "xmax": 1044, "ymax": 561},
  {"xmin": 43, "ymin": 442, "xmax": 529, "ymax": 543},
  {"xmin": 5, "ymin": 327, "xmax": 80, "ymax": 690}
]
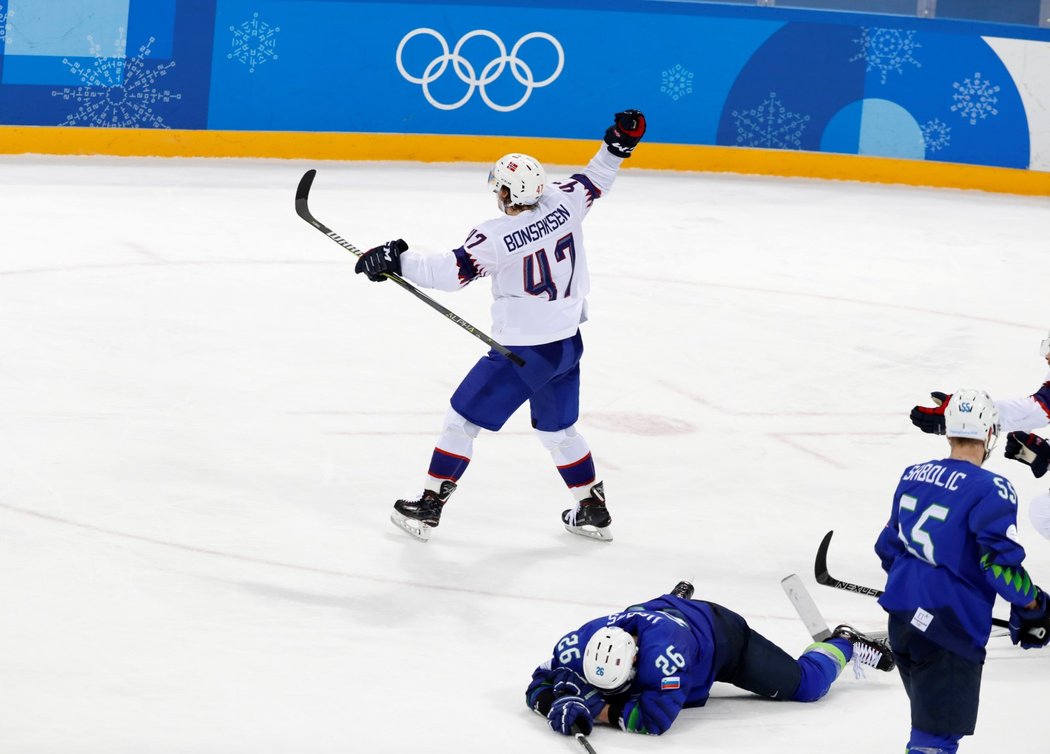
[{"xmin": 1, "ymin": 153, "xmax": 1048, "ymax": 753}]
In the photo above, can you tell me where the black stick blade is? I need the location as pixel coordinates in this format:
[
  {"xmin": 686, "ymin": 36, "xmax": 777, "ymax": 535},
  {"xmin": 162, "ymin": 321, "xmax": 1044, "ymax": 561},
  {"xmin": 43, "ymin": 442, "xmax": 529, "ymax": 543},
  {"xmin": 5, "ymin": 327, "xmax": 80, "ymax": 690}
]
[
  {"xmin": 295, "ymin": 169, "xmax": 317, "ymax": 221},
  {"xmin": 814, "ymin": 530, "xmax": 834, "ymax": 585}
]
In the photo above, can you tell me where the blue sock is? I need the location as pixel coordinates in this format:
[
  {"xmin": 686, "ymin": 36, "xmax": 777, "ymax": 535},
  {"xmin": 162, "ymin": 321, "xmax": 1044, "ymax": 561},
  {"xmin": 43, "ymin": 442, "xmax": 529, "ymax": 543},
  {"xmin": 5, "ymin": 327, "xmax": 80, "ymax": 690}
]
[
  {"xmin": 907, "ymin": 728, "xmax": 961, "ymax": 753},
  {"xmin": 791, "ymin": 639, "xmax": 850, "ymax": 702}
]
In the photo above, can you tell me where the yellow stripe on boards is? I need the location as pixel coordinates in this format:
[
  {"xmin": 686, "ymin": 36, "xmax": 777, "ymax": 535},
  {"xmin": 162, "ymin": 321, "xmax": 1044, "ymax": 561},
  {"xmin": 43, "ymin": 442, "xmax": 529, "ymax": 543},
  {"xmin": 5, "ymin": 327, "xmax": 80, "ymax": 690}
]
[{"xmin": 1, "ymin": 126, "xmax": 1047, "ymax": 197}]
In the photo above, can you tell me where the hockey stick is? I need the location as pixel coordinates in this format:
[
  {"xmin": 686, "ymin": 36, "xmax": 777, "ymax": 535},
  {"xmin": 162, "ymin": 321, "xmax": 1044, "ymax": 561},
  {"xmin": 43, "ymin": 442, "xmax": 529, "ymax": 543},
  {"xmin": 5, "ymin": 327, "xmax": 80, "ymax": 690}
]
[
  {"xmin": 782, "ymin": 573, "xmax": 889, "ymax": 642},
  {"xmin": 294, "ymin": 169, "xmax": 525, "ymax": 367},
  {"xmin": 815, "ymin": 530, "xmax": 1010, "ymax": 629},
  {"xmin": 572, "ymin": 724, "xmax": 597, "ymax": 754},
  {"xmin": 814, "ymin": 530, "xmax": 883, "ymax": 598},
  {"xmin": 781, "ymin": 574, "xmax": 832, "ymax": 641}
]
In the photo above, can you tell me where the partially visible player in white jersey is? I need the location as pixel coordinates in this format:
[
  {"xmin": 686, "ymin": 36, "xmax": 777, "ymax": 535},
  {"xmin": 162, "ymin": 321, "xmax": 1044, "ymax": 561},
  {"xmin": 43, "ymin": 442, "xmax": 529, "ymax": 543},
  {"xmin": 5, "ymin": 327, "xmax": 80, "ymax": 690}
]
[
  {"xmin": 353, "ymin": 110, "xmax": 647, "ymax": 543},
  {"xmin": 910, "ymin": 330, "xmax": 1050, "ymax": 540}
]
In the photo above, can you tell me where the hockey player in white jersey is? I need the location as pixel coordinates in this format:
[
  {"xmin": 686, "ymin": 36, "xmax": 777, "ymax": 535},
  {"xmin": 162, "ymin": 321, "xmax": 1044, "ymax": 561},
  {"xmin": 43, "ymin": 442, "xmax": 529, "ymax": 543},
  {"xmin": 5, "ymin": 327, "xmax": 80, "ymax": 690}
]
[
  {"xmin": 910, "ymin": 330, "xmax": 1050, "ymax": 540},
  {"xmin": 354, "ymin": 110, "xmax": 647, "ymax": 543}
]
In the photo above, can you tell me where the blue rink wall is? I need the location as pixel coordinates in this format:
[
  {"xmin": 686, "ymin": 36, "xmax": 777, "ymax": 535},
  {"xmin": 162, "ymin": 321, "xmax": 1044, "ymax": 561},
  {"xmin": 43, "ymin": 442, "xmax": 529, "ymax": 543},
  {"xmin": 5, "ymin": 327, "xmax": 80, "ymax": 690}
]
[{"xmin": 0, "ymin": 0, "xmax": 1048, "ymax": 194}]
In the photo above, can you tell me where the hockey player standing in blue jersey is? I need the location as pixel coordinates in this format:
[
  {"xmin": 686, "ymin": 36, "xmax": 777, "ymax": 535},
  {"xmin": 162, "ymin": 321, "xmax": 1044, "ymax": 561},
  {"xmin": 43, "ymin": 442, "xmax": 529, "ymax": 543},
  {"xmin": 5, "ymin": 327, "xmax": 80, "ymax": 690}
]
[
  {"xmin": 525, "ymin": 581, "xmax": 893, "ymax": 738},
  {"xmin": 353, "ymin": 110, "xmax": 647, "ymax": 544},
  {"xmin": 910, "ymin": 332, "xmax": 1050, "ymax": 540},
  {"xmin": 876, "ymin": 389, "xmax": 1050, "ymax": 754}
]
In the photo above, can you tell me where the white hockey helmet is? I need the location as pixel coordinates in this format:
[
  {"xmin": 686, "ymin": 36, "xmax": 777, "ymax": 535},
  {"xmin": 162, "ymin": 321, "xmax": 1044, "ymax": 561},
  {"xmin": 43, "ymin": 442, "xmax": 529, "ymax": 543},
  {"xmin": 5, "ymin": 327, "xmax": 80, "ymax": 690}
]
[
  {"xmin": 944, "ymin": 388, "xmax": 1000, "ymax": 459},
  {"xmin": 488, "ymin": 153, "xmax": 545, "ymax": 211},
  {"xmin": 1040, "ymin": 330, "xmax": 1049, "ymax": 358},
  {"xmin": 583, "ymin": 627, "xmax": 638, "ymax": 691}
]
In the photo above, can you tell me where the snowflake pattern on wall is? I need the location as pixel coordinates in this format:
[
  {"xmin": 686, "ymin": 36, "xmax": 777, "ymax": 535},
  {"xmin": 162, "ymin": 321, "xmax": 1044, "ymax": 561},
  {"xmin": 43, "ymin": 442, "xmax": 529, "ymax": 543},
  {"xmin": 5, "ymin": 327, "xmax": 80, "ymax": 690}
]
[
  {"xmin": 731, "ymin": 92, "xmax": 810, "ymax": 149},
  {"xmin": 920, "ymin": 118, "xmax": 951, "ymax": 153},
  {"xmin": 51, "ymin": 30, "xmax": 181, "ymax": 128},
  {"xmin": 228, "ymin": 12, "xmax": 280, "ymax": 73},
  {"xmin": 0, "ymin": 4, "xmax": 8, "ymax": 43},
  {"xmin": 950, "ymin": 72, "xmax": 999, "ymax": 125},
  {"xmin": 849, "ymin": 28, "xmax": 921, "ymax": 85},
  {"xmin": 660, "ymin": 64, "xmax": 694, "ymax": 101}
]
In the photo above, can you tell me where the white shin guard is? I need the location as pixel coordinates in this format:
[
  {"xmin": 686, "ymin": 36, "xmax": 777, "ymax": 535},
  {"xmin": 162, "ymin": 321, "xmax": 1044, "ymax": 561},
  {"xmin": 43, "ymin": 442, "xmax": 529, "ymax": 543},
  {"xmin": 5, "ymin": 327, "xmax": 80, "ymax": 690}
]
[
  {"xmin": 425, "ymin": 409, "xmax": 480, "ymax": 492},
  {"xmin": 534, "ymin": 424, "xmax": 590, "ymax": 464}
]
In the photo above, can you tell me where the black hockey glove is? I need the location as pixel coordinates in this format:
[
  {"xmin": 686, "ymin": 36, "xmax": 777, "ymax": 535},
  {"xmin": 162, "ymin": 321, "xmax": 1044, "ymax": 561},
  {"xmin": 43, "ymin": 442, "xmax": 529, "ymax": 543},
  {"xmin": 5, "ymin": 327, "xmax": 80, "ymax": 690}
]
[
  {"xmin": 604, "ymin": 109, "xmax": 646, "ymax": 158},
  {"xmin": 1004, "ymin": 431, "xmax": 1050, "ymax": 478},
  {"xmin": 354, "ymin": 239, "xmax": 407, "ymax": 281},
  {"xmin": 1009, "ymin": 590, "xmax": 1050, "ymax": 649},
  {"xmin": 909, "ymin": 391, "xmax": 951, "ymax": 435}
]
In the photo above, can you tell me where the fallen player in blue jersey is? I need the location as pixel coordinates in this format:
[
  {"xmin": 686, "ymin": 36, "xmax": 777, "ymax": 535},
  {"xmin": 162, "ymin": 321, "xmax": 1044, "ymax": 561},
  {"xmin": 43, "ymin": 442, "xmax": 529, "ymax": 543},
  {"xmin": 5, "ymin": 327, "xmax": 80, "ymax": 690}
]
[
  {"xmin": 526, "ymin": 581, "xmax": 893, "ymax": 737},
  {"xmin": 877, "ymin": 389, "xmax": 1050, "ymax": 754}
]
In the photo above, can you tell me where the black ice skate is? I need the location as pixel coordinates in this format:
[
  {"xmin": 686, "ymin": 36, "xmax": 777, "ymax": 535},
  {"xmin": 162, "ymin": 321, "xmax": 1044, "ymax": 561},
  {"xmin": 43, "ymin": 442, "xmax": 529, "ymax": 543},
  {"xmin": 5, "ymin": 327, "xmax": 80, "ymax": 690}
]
[
  {"xmin": 671, "ymin": 580, "xmax": 695, "ymax": 600},
  {"xmin": 561, "ymin": 481, "xmax": 613, "ymax": 542},
  {"xmin": 833, "ymin": 624, "xmax": 895, "ymax": 672},
  {"xmin": 390, "ymin": 481, "xmax": 457, "ymax": 543}
]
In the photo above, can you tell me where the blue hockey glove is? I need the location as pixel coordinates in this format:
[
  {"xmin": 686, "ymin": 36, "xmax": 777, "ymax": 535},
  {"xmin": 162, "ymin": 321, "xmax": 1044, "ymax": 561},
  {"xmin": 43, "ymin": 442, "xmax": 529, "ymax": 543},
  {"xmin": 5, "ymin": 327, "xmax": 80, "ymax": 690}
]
[
  {"xmin": 354, "ymin": 239, "xmax": 407, "ymax": 281},
  {"xmin": 1009, "ymin": 591, "xmax": 1050, "ymax": 649},
  {"xmin": 604, "ymin": 110, "xmax": 646, "ymax": 158},
  {"xmin": 1005, "ymin": 431, "xmax": 1050, "ymax": 478},
  {"xmin": 525, "ymin": 665, "xmax": 555, "ymax": 716},
  {"xmin": 548, "ymin": 695, "xmax": 594, "ymax": 736},
  {"xmin": 552, "ymin": 667, "xmax": 605, "ymax": 714},
  {"xmin": 550, "ymin": 666, "xmax": 589, "ymax": 698}
]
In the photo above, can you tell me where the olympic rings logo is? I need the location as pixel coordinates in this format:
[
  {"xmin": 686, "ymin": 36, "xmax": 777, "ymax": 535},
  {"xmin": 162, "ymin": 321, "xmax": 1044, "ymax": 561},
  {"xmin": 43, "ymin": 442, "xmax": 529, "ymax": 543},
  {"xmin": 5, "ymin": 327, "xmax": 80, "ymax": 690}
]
[{"xmin": 396, "ymin": 28, "xmax": 564, "ymax": 112}]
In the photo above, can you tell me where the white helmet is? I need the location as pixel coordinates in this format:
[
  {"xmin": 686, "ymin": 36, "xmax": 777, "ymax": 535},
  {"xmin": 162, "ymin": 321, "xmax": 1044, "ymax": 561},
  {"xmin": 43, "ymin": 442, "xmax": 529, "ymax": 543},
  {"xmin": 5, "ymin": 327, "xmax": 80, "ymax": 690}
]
[
  {"xmin": 488, "ymin": 153, "xmax": 545, "ymax": 211},
  {"xmin": 945, "ymin": 388, "xmax": 1000, "ymax": 459},
  {"xmin": 583, "ymin": 627, "xmax": 637, "ymax": 691},
  {"xmin": 1040, "ymin": 330, "xmax": 1049, "ymax": 358}
]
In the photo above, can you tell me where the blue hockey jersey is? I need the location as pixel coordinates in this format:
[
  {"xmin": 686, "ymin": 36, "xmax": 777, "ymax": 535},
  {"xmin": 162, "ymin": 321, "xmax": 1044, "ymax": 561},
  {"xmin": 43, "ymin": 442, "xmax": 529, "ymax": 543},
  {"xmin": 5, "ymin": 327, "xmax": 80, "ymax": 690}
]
[
  {"xmin": 875, "ymin": 457, "xmax": 1037, "ymax": 662},
  {"xmin": 537, "ymin": 595, "xmax": 719, "ymax": 735}
]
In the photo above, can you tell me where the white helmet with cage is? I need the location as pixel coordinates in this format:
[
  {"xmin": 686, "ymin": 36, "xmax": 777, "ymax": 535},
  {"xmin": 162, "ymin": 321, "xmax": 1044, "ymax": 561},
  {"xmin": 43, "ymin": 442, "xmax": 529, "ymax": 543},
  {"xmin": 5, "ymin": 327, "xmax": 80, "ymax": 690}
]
[
  {"xmin": 944, "ymin": 389, "xmax": 1000, "ymax": 459},
  {"xmin": 488, "ymin": 153, "xmax": 545, "ymax": 212},
  {"xmin": 582, "ymin": 627, "xmax": 638, "ymax": 691}
]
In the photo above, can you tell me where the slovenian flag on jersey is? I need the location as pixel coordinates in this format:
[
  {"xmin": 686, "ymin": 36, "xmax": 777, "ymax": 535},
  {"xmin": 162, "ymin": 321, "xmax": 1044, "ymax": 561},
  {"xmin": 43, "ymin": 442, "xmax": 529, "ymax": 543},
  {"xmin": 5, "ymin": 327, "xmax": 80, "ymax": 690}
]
[{"xmin": 661, "ymin": 677, "xmax": 680, "ymax": 691}]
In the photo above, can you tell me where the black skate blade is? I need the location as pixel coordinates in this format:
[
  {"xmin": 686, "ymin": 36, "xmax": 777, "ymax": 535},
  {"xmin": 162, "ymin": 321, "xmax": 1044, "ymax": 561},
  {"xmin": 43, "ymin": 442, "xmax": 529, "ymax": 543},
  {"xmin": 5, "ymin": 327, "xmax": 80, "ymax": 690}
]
[{"xmin": 391, "ymin": 510, "xmax": 432, "ymax": 542}]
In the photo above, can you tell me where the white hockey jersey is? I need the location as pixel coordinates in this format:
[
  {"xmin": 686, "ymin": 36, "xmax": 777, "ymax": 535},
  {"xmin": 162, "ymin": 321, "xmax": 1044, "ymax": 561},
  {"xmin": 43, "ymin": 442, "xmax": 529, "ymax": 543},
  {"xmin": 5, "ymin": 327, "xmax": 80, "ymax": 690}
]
[
  {"xmin": 996, "ymin": 370, "xmax": 1050, "ymax": 433},
  {"xmin": 399, "ymin": 147, "xmax": 624, "ymax": 346}
]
